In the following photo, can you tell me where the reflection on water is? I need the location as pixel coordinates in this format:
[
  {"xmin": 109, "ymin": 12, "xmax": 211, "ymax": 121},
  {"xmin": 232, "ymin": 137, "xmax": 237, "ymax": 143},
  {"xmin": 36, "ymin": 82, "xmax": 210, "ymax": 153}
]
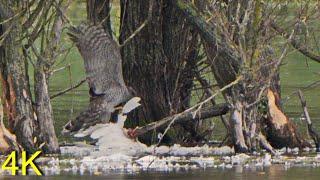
[
  {"xmin": 120, "ymin": 166, "xmax": 320, "ymax": 180},
  {"xmin": 2, "ymin": 165, "xmax": 320, "ymax": 180}
]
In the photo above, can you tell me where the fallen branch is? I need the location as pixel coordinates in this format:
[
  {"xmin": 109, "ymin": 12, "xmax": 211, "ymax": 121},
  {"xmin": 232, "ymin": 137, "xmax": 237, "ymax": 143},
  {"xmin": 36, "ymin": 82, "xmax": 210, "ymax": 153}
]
[
  {"xmin": 132, "ymin": 103, "xmax": 230, "ymax": 137},
  {"xmin": 298, "ymin": 90, "xmax": 320, "ymax": 152},
  {"xmin": 50, "ymin": 78, "xmax": 86, "ymax": 99}
]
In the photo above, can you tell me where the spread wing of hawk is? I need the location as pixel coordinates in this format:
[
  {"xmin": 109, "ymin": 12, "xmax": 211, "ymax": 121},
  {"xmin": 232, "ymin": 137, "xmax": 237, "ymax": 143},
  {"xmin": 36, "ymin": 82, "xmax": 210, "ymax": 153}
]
[{"xmin": 62, "ymin": 22, "xmax": 132, "ymax": 134}]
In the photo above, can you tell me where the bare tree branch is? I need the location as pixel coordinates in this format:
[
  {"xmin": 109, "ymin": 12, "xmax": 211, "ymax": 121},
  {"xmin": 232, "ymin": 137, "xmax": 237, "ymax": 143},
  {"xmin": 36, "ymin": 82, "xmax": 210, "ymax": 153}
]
[
  {"xmin": 119, "ymin": 0, "xmax": 155, "ymax": 47},
  {"xmin": 50, "ymin": 78, "xmax": 86, "ymax": 99},
  {"xmin": 271, "ymin": 22, "xmax": 320, "ymax": 63},
  {"xmin": 298, "ymin": 90, "xmax": 320, "ymax": 152}
]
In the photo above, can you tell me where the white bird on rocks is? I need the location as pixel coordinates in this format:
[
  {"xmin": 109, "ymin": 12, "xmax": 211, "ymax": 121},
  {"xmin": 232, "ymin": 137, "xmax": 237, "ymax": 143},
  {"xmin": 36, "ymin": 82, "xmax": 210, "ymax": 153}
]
[{"xmin": 65, "ymin": 97, "xmax": 147, "ymax": 157}]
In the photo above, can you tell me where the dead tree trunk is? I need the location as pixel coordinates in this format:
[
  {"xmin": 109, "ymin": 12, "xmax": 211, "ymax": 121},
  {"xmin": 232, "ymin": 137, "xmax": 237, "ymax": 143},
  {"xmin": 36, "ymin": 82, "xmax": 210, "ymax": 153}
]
[
  {"xmin": 0, "ymin": 1, "xmax": 36, "ymax": 152},
  {"xmin": 119, "ymin": 0, "xmax": 199, "ymax": 144}
]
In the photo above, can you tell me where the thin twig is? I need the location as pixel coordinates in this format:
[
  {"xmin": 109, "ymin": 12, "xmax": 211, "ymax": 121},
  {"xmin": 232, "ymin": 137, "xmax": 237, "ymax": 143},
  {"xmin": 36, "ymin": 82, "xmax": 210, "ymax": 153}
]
[
  {"xmin": 283, "ymin": 79, "xmax": 320, "ymax": 104},
  {"xmin": 155, "ymin": 76, "xmax": 242, "ymax": 147},
  {"xmin": 271, "ymin": 21, "xmax": 320, "ymax": 63},
  {"xmin": 50, "ymin": 79, "xmax": 86, "ymax": 99},
  {"xmin": 147, "ymin": 76, "xmax": 241, "ymax": 168},
  {"xmin": 119, "ymin": 0, "xmax": 154, "ymax": 47}
]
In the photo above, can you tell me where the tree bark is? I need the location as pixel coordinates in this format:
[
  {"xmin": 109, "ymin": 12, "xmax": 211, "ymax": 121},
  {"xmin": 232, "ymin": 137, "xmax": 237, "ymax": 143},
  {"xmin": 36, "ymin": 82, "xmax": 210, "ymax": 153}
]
[
  {"xmin": 31, "ymin": 2, "xmax": 66, "ymax": 153},
  {"xmin": 173, "ymin": 0, "xmax": 248, "ymax": 152},
  {"xmin": 120, "ymin": 0, "xmax": 199, "ymax": 144},
  {"xmin": 87, "ymin": 0, "xmax": 112, "ymax": 36},
  {"xmin": 0, "ymin": 1, "xmax": 36, "ymax": 152},
  {"xmin": 262, "ymin": 89, "xmax": 311, "ymax": 149},
  {"xmin": 34, "ymin": 67, "xmax": 59, "ymax": 153}
]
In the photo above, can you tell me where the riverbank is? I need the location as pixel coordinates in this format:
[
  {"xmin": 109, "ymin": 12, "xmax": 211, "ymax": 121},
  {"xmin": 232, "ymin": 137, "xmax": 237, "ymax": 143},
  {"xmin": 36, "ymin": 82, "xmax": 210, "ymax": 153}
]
[{"xmin": 8, "ymin": 146, "xmax": 319, "ymax": 176}]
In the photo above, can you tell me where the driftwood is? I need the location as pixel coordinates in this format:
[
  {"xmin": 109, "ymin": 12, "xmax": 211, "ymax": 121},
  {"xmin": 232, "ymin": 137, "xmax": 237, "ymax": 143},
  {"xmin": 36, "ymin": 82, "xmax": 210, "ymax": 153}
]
[
  {"xmin": 230, "ymin": 102, "xmax": 248, "ymax": 152},
  {"xmin": 298, "ymin": 90, "xmax": 320, "ymax": 152},
  {"xmin": 129, "ymin": 103, "xmax": 230, "ymax": 137}
]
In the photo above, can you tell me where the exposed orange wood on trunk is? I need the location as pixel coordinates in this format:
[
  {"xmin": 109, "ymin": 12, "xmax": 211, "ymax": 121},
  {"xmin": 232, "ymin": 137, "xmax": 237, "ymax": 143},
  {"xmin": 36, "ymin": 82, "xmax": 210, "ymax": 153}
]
[
  {"xmin": 0, "ymin": 99, "xmax": 18, "ymax": 153},
  {"xmin": 267, "ymin": 89, "xmax": 288, "ymax": 129},
  {"xmin": 0, "ymin": 73, "xmax": 17, "ymax": 131},
  {"xmin": 0, "ymin": 127, "xmax": 10, "ymax": 153},
  {"xmin": 265, "ymin": 89, "xmax": 310, "ymax": 149},
  {"xmin": 0, "ymin": 74, "xmax": 9, "ymax": 116},
  {"xmin": 0, "ymin": 124, "xmax": 17, "ymax": 153},
  {"xmin": 7, "ymin": 75, "xmax": 16, "ymax": 128}
]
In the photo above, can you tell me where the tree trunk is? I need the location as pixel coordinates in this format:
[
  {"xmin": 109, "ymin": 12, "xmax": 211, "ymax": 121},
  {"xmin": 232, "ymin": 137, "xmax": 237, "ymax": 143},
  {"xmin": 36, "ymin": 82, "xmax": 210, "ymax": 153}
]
[
  {"xmin": 31, "ymin": 3, "xmax": 65, "ymax": 154},
  {"xmin": 262, "ymin": 89, "xmax": 311, "ymax": 149},
  {"xmin": 120, "ymin": 0, "xmax": 199, "ymax": 144},
  {"xmin": 34, "ymin": 67, "xmax": 59, "ymax": 153},
  {"xmin": 0, "ymin": 1, "xmax": 36, "ymax": 152},
  {"xmin": 87, "ymin": 0, "xmax": 112, "ymax": 36}
]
